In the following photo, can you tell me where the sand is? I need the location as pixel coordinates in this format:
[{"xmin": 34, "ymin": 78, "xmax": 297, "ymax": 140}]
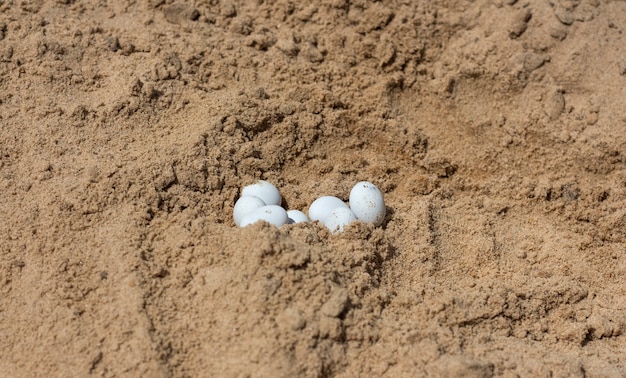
[{"xmin": 1, "ymin": 0, "xmax": 625, "ymax": 376}]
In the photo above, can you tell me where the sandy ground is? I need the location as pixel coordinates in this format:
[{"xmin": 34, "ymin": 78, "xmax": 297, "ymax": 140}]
[{"xmin": 1, "ymin": 0, "xmax": 625, "ymax": 376}]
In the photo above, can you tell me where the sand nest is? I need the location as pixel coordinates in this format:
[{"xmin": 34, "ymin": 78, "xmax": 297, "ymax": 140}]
[{"xmin": 1, "ymin": 0, "xmax": 625, "ymax": 376}]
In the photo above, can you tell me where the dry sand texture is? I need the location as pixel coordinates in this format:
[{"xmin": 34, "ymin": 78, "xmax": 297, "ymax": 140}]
[{"xmin": 1, "ymin": 0, "xmax": 626, "ymax": 376}]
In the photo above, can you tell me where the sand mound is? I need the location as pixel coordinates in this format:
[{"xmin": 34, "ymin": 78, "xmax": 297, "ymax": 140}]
[{"xmin": 1, "ymin": 0, "xmax": 625, "ymax": 376}]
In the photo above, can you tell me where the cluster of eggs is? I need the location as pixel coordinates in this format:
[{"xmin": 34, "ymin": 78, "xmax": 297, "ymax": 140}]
[{"xmin": 233, "ymin": 180, "xmax": 386, "ymax": 233}]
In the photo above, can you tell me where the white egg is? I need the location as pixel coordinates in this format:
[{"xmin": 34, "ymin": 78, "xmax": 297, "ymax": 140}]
[
  {"xmin": 233, "ymin": 196, "xmax": 266, "ymax": 227},
  {"xmin": 240, "ymin": 205, "xmax": 288, "ymax": 227},
  {"xmin": 349, "ymin": 181, "xmax": 386, "ymax": 226},
  {"xmin": 286, "ymin": 210, "xmax": 309, "ymax": 224},
  {"xmin": 323, "ymin": 207, "xmax": 357, "ymax": 233},
  {"xmin": 308, "ymin": 196, "xmax": 349, "ymax": 222},
  {"xmin": 241, "ymin": 180, "xmax": 282, "ymax": 206}
]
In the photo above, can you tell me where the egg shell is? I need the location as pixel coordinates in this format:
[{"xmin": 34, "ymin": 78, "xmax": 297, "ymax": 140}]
[
  {"xmin": 233, "ymin": 196, "xmax": 266, "ymax": 226},
  {"xmin": 286, "ymin": 210, "xmax": 309, "ymax": 224},
  {"xmin": 349, "ymin": 181, "xmax": 386, "ymax": 226},
  {"xmin": 240, "ymin": 205, "xmax": 288, "ymax": 227},
  {"xmin": 241, "ymin": 180, "xmax": 282, "ymax": 206},
  {"xmin": 323, "ymin": 207, "xmax": 357, "ymax": 234},
  {"xmin": 308, "ymin": 196, "xmax": 348, "ymax": 222}
]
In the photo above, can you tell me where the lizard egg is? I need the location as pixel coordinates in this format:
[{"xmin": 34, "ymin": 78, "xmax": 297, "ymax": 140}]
[
  {"xmin": 349, "ymin": 181, "xmax": 386, "ymax": 226},
  {"xmin": 241, "ymin": 180, "xmax": 282, "ymax": 206},
  {"xmin": 240, "ymin": 205, "xmax": 288, "ymax": 227},
  {"xmin": 308, "ymin": 196, "xmax": 348, "ymax": 222},
  {"xmin": 323, "ymin": 207, "xmax": 357, "ymax": 234},
  {"xmin": 233, "ymin": 196, "xmax": 266, "ymax": 227},
  {"xmin": 287, "ymin": 210, "xmax": 309, "ymax": 224}
]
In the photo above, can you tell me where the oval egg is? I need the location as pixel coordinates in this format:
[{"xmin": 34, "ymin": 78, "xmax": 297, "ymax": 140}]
[
  {"xmin": 323, "ymin": 207, "xmax": 357, "ymax": 234},
  {"xmin": 239, "ymin": 205, "xmax": 288, "ymax": 228},
  {"xmin": 286, "ymin": 210, "xmax": 309, "ymax": 224},
  {"xmin": 233, "ymin": 196, "xmax": 266, "ymax": 227},
  {"xmin": 349, "ymin": 181, "xmax": 386, "ymax": 226},
  {"xmin": 308, "ymin": 196, "xmax": 348, "ymax": 222},
  {"xmin": 241, "ymin": 180, "xmax": 282, "ymax": 206}
]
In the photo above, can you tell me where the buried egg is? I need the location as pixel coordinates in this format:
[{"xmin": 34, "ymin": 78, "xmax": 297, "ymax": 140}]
[
  {"xmin": 241, "ymin": 180, "xmax": 282, "ymax": 206},
  {"xmin": 349, "ymin": 181, "xmax": 386, "ymax": 226},
  {"xmin": 240, "ymin": 205, "xmax": 288, "ymax": 227},
  {"xmin": 233, "ymin": 196, "xmax": 266, "ymax": 227},
  {"xmin": 323, "ymin": 207, "xmax": 357, "ymax": 233},
  {"xmin": 308, "ymin": 196, "xmax": 349, "ymax": 222},
  {"xmin": 286, "ymin": 210, "xmax": 309, "ymax": 224}
]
